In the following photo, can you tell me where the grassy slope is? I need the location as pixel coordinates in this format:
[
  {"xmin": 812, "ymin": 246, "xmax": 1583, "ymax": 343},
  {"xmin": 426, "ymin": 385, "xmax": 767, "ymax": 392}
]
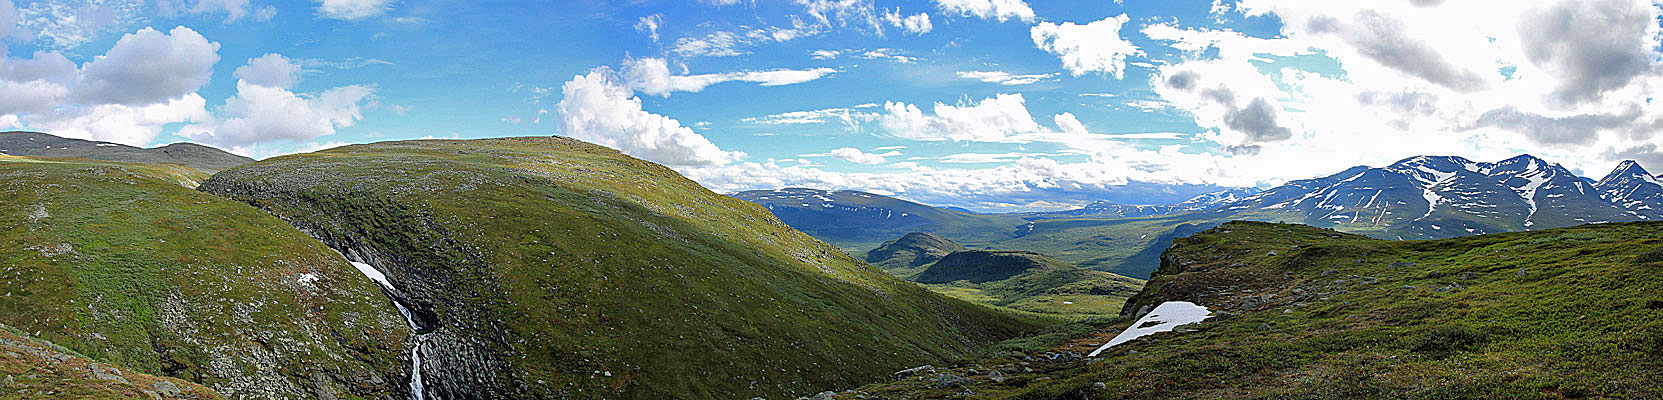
[
  {"xmin": 827, "ymin": 220, "xmax": 1663, "ymax": 399},
  {"xmin": 0, "ymin": 156, "xmax": 409, "ymax": 399},
  {"xmin": 0, "ymin": 323, "xmax": 223, "ymax": 400},
  {"xmin": 200, "ymin": 137, "xmax": 1043, "ymax": 400},
  {"xmin": 915, "ymin": 251, "xmax": 1144, "ymax": 317},
  {"xmin": 865, "ymin": 232, "xmax": 966, "ymax": 278}
]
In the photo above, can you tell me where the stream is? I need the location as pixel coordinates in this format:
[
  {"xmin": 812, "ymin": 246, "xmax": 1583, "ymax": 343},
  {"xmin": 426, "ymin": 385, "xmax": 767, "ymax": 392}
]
[{"xmin": 347, "ymin": 259, "xmax": 430, "ymax": 400}]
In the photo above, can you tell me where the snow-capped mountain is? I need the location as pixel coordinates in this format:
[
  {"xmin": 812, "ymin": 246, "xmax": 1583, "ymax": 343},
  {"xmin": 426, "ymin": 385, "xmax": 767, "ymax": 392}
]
[
  {"xmin": 1594, "ymin": 160, "xmax": 1663, "ymax": 219},
  {"xmin": 1208, "ymin": 155, "xmax": 1639, "ymax": 239}
]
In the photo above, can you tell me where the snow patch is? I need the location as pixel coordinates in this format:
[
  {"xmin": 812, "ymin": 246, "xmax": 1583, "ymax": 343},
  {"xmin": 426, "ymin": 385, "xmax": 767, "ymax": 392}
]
[
  {"xmin": 1088, "ymin": 301, "xmax": 1211, "ymax": 357},
  {"xmin": 297, "ymin": 273, "xmax": 319, "ymax": 284}
]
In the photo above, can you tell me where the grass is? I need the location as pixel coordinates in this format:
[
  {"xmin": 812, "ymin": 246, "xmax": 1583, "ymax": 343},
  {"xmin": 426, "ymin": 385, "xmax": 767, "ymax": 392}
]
[
  {"xmin": 826, "ymin": 220, "xmax": 1663, "ymax": 399},
  {"xmin": 0, "ymin": 323, "xmax": 224, "ymax": 400},
  {"xmin": 0, "ymin": 156, "xmax": 409, "ymax": 399},
  {"xmin": 200, "ymin": 136, "xmax": 1046, "ymax": 400}
]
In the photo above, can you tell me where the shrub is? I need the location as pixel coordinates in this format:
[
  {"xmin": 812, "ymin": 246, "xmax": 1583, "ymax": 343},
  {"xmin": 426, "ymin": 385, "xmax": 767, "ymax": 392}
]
[{"xmin": 1407, "ymin": 324, "xmax": 1488, "ymax": 359}]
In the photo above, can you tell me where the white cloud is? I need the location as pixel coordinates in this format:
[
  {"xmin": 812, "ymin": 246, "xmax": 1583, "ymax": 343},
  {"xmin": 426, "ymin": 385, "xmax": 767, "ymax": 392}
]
[
  {"xmin": 829, "ymin": 147, "xmax": 897, "ymax": 164},
  {"xmin": 181, "ymin": 81, "xmax": 373, "ymax": 146},
  {"xmin": 635, "ymin": 14, "xmax": 663, "ymax": 41},
  {"xmin": 555, "ymin": 69, "xmax": 745, "ymax": 166},
  {"xmin": 177, "ymin": 53, "xmax": 373, "ymax": 147},
  {"xmin": 233, "ymin": 53, "xmax": 300, "ymax": 89},
  {"xmin": 880, "ymin": 93, "xmax": 1041, "ymax": 141},
  {"xmin": 672, "ymin": 25, "xmax": 818, "ymax": 57},
  {"xmin": 933, "ymin": 0, "xmax": 1034, "ymax": 23},
  {"xmin": 73, "ymin": 26, "xmax": 220, "ymax": 106},
  {"xmin": 32, "ymin": 95, "xmax": 210, "ymax": 145},
  {"xmin": 882, "ymin": 8, "xmax": 932, "ymax": 34},
  {"xmin": 939, "ymin": 152, "xmax": 1039, "ymax": 163},
  {"xmin": 317, "ymin": 0, "xmax": 392, "ymax": 20},
  {"xmin": 740, "ymin": 104, "xmax": 879, "ymax": 126},
  {"xmin": 795, "ymin": 0, "xmax": 883, "ymax": 34},
  {"xmin": 956, "ymin": 70, "xmax": 1056, "ymax": 85},
  {"xmin": 15, "ymin": 0, "xmax": 146, "ymax": 48},
  {"xmin": 162, "ymin": 0, "xmax": 276, "ymax": 22},
  {"xmin": 619, "ymin": 57, "xmax": 836, "ymax": 97},
  {"xmin": 0, "ymin": 0, "xmax": 17, "ymax": 39},
  {"xmin": 1031, "ymin": 14, "xmax": 1144, "ymax": 78}
]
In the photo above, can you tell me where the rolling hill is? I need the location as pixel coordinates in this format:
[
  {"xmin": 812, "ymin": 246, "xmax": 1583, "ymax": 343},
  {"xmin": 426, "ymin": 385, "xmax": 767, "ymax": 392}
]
[
  {"xmin": 826, "ymin": 220, "xmax": 1663, "ymax": 399},
  {"xmin": 863, "ymin": 232, "xmax": 966, "ymax": 278},
  {"xmin": 910, "ymin": 250, "xmax": 1144, "ymax": 316},
  {"xmin": 0, "ymin": 155, "xmax": 410, "ymax": 399},
  {"xmin": 0, "ymin": 131, "xmax": 252, "ymax": 176},
  {"xmin": 199, "ymin": 136, "xmax": 1041, "ymax": 400}
]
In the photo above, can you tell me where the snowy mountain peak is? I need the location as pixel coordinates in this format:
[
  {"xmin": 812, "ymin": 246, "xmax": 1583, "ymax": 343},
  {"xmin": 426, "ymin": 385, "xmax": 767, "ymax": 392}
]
[{"xmin": 1598, "ymin": 160, "xmax": 1653, "ymax": 187}]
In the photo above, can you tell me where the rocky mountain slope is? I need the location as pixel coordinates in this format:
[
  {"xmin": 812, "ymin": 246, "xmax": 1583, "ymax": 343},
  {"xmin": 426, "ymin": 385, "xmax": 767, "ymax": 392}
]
[
  {"xmin": 863, "ymin": 232, "xmax": 966, "ymax": 277},
  {"xmin": 0, "ymin": 156, "xmax": 410, "ymax": 399},
  {"xmin": 200, "ymin": 136, "xmax": 1040, "ymax": 400},
  {"xmin": 1213, "ymin": 155, "xmax": 1635, "ymax": 239},
  {"xmin": 826, "ymin": 220, "xmax": 1663, "ymax": 399},
  {"xmin": 0, "ymin": 323, "xmax": 223, "ymax": 400},
  {"xmin": 0, "ymin": 131, "xmax": 252, "ymax": 176}
]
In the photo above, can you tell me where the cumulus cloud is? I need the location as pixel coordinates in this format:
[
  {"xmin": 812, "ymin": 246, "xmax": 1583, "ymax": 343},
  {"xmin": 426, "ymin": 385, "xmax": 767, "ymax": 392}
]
[
  {"xmin": 73, "ymin": 26, "xmax": 220, "ymax": 107},
  {"xmin": 933, "ymin": 0, "xmax": 1034, "ymax": 23},
  {"xmin": 178, "ymin": 54, "xmax": 373, "ymax": 147},
  {"xmin": 956, "ymin": 70, "xmax": 1056, "ymax": 85},
  {"xmin": 555, "ymin": 69, "xmax": 745, "ymax": 166},
  {"xmin": 882, "ymin": 8, "xmax": 931, "ymax": 34},
  {"xmin": 233, "ymin": 53, "xmax": 301, "ymax": 89},
  {"xmin": 829, "ymin": 147, "xmax": 896, "ymax": 164},
  {"xmin": 181, "ymin": 80, "xmax": 372, "ymax": 146},
  {"xmin": 879, "ymin": 93, "xmax": 1041, "ymax": 141},
  {"xmin": 1520, "ymin": 0, "xmax": 1658, "ymax": 106},
  {"xmin": 32, "ymin": 95, "xmax": 210, "ymax": 145},
  {"xmin": 619, "ymin": 57, "xmax": 835, "ymax": 97},
  {"xmin": 1153, "ymin": 63, "xmax": 1294, "ymax": 148},
  {"xmin": 317, "ymin": 0, "xmax": 393, "ymax": 20},
  {"xmin": 1031, "ymin": 15, "xmax": 1144, "ymax": 78}
]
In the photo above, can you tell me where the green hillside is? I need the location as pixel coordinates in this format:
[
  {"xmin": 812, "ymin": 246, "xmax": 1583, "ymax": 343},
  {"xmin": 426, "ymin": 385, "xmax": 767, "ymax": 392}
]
[
  {"xmin": 0, "ymin": 156, "xmax": 410, "ymax": 399},
  {"xmin": 865, "ymin": 232, "xmax": 967, "ymax": 277},
  {"xmin": 824, "ymin": 220, "xmax": 1663, "ymax": 399},
  {"xmin": 199, "ymin": 136, "xmax": 1042, "ymax": 400},
  {"xmin": 913, "ymin": 250, "xmax": 1143, "ymax": 317}
]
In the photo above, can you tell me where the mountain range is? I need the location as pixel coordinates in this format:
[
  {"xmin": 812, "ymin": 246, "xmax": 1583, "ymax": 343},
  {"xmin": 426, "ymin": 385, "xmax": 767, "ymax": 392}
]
[{"xmin": 737, "ymin": 154, "xmax": 1663, "ymax": 279}]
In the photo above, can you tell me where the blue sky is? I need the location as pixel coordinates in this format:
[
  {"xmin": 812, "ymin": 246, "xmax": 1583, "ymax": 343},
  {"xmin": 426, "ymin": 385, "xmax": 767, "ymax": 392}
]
[{"xmin": 4, "ymin": 0, "xmax": 1663, "ymax": 210}]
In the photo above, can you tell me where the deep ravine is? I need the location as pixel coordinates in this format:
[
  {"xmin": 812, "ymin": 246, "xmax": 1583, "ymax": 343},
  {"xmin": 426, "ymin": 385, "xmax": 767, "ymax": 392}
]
[{"xmin": 344, "ymin": 256, "xmax": 431, "ymax": 400}]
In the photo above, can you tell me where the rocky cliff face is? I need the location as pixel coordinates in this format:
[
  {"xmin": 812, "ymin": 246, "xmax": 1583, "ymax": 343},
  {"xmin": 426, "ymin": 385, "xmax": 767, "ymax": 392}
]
[
  {"xmin": 200, "ymin": 136, "xmax": 1039, "ymax": 400},
  {"xmin": 0, "ymin": 156, "xmax": 409, "ymax": 399}
]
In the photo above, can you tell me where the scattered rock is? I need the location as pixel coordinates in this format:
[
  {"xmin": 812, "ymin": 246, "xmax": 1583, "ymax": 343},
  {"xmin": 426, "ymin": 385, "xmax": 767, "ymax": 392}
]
[
  {"xmin": 1389, "ymin": 262, "xmax": 1416, "ymax": 268},
  {"xmin": 987, "ymin": 370, "xmax": 1006, "ymax": 383},
  {"xmin": 1460, "ymin": 272, "xmax": 1476, "ymax": 280},
  {"xmin": 1266, "ymin": 251, "xmax": 1279, "ymax": 256},
  {"xmin": 893, "ymin": 365, "xmax": 935, "ymax": 380},
  {"xmin": 1321, "ymin": 270, "xmax": 1339, "ymax": 276},
  {"xmin": 932, "ymin": 373, "xmax": 972, "ymax": 389},
  {"xmin": 152, "ymin": 381, "xmax": 181, "ymax": 398}
]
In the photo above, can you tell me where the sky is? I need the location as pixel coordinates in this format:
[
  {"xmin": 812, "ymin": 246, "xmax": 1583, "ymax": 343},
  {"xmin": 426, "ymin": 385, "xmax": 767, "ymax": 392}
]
[{"xmin": 2, "ymin": 0, "xmax": 1663, "ymax": 211}]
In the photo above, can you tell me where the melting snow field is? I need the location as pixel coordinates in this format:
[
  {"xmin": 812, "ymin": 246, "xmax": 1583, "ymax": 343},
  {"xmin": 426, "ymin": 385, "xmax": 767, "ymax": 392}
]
[{"xmin": 1087, "ymin": 301, "xmax": 1212, "ymax": 357}]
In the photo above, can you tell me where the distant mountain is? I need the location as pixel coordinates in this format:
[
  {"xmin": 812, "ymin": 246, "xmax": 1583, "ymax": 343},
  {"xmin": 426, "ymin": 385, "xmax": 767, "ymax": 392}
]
[
  {"xmin": 731, "ymin": 188, "xmax": 1028, "ymax": 250},
  {"xmin": 1210, "ymin": 155, "xmax": 1637, "ymax": 239},
  {"xmin": 864, "ymin": 232, "xmax": 966, "ymax": 278},
  {"xmin": 1595, "ymin": 160, "xmax": 1663, "ymax": 219},
  {"xmin": 0, "ymin": 131, "xmax": 251, "ymax": 174},
  {"xmin": 1023, "ymin": 188, "xmax": 1262, "ymax": 219}
]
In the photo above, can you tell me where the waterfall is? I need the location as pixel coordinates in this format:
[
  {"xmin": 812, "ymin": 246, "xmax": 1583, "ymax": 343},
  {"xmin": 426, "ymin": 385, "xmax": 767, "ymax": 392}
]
[{"xmin": 346, "ymin": 259, "xmax": 430, "ymax": 400}]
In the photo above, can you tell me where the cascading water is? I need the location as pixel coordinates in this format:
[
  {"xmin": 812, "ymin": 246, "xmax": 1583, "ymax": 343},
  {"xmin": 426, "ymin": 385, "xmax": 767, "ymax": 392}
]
[{"xmin": 345, "ymin": 258, "xmax": 431, "ymax": 400}]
